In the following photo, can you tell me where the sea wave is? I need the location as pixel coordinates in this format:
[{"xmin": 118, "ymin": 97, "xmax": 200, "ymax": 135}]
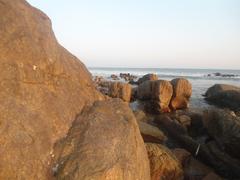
[{"xmin": 89, "ymin": 68, "xmax": 240, "ymax": 81}]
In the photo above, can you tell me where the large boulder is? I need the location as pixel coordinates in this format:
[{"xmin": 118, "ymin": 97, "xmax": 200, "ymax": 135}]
[
  {"xmin": 137, "ymin": 73, "xmax": 158, "ymax": 85},
  {"xmin": 137, "ymin": 80, "xmax": 173, "ymax": 113},
  {"xmin": 205, "ymin": 84, "xmax": 240, "ymax": 111},
  {"xmin": 203, "ymin": 109, "xmax": 240, "ymax": 160},
  {"xmin": 0, "ymin": 0, "xmax": 104, "ymax": 179},
  {"xmin": 145, "ymin": 143, "xmax": 184, "ymax": 180},
  {"xmin": 170, "ymin": 78, "xmax": 192, "ymax": 110},
  {"xmin": 109, "ymin": 81, "xmax": 132, "ymax": 102},
  {"xmin": 53, "ymin": 99, "xmax": 151, "ymax": 180}
]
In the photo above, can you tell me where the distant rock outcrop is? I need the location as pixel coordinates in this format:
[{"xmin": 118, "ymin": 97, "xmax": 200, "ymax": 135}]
[
  {"xmin": 53, "ymin": 99, "xmax": 151, "ymax": 180},
  {"xmin": 0, "ymin": 0, "xmax": 104, "ymax": 179},
  {"xmin": 137, "ymin": 73, "xmax": 158, "ymax": 85}
]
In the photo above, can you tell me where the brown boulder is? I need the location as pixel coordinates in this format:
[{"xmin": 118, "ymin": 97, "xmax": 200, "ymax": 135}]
[
  {"xmin": 137, "ymin": 80, "xmax": 173, "ymax": 113},
  {"xmin": 109, "ymin": 81, "xmax": 132, "ymax": 102},
  {"xmin": 0, "ymin": 0, "xmax": 104, "ymax": 179},
  {"xmin": 170, "ymin": 78, "xmax": 192, "ymax": 110},
  {"xmin": 205, "ymin": 84, "xmax": 240, "ymax": 111},
  {"xmin": 138, "ymin": 73, "xmax": 158, "ymax": 84},
  {"xmin": 53, "ymin": 99, "xmax": 151, "ymax": 180},
  {"xmin": 145, "ymin": 143, "xmax": 184, "ymax": 180}
]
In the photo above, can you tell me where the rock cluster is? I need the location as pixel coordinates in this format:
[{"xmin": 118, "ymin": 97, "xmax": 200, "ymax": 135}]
[
  {"xmin": 137, "ymin": 78, "xmax": 192, "ymax": 113},
  {"xmin": 2, "ymin": 0, "xmax": 239, "ymax": 180},
  {"xmin": 94, "ymin": 74, "xmax": 192, "ymax": 112}
]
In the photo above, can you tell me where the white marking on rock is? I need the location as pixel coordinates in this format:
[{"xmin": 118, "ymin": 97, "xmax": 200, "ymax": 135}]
[{"xmin": 33, "ymin": 65, "xmax": 37, "ymax": 70}]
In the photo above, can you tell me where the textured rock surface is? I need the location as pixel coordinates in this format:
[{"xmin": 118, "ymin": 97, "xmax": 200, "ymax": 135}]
[
  {"xmin": 53, "ymin": 99, "xmax": 151, "ymax": 180},
  {"xmin": 137, "ymin": 80, "xmax": 173, "ymax": 113},
  {"xmin": 137, "ymin": 120, "xmax": 167, "ymax": 143},
  {"xmin": 205, "ymin": 84, "xmax": 240, "ymax": 111},
  {"xmin": 109, "ymin": 81, "xmax": 132, "ymax": 102},
  {"xmin": 170, "ymin": 78, "xmax": 192, "ymax": 110},
  {"xmin": 203, "ymin": 109, "xmax": 240, "ymax": 160},
  {"xmin": 145, "ymin": 143, "xmax": 183, "ymax": 180},
  {"xmin": 0, "ymin": 0, "xmax": 104, "ymax": 179},
  {"xmin": 137, "ymin": 73, "xmax": 158, "ymax": 85}
]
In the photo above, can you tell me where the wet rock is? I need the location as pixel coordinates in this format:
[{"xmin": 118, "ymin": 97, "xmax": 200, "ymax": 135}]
[
  {"xmin": 205, "ymin": 84, "xmax": 240, "ymax": 111},
  {"xmin": 54, "ymin": 99, "xmax": 151, "ymax": 180},
  {"xmin": 145, "ymin": 143, "xmax": 184, "ymax": 180},
  {"xmin": 137, "ymin": 73, "xmax": 158, "ymax": 85},
  {"xmin": 170, "ymin": 78, "xmax": 192, "ymax": 110}
]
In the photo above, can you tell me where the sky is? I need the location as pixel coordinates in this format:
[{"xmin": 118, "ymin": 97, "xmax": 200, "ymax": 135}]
[{"xmin": 27, "ymin": 0, "xmax": 240, "ymax": 69}]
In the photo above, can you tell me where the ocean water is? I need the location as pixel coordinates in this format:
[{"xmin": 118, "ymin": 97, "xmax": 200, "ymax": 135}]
[{"xmin": 89, "ymin": 67, "xmax": 240, "ymax": 108}]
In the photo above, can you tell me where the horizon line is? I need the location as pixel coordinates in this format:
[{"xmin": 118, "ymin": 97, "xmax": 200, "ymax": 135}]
[{"xmin": 87, "ymin": 66, "xmax": 240, "ymax": 71}]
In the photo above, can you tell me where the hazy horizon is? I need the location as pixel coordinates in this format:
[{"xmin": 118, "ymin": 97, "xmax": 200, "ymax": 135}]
[{"xmin": 27, "ymin": 0, "xmax": 240, "ymax": 70}]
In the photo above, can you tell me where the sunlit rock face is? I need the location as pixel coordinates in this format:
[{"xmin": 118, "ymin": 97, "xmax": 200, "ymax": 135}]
[{"xmin": 0, "ymin": 0, "xmax": 104, "ymax": 179}]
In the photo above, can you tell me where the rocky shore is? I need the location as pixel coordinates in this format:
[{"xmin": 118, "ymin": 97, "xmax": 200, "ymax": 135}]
[
  {"xmin": 94, "ymin": 73, "xmax": 240, "ymax": 179},
  {"xmin": 1, "ymin": 0, "xmax": 240, "ymax": 179}
]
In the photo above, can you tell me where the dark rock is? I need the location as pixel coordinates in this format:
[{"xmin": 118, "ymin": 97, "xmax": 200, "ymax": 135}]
[
  {"xmin": 110, "ymin": 74, "xmax": 119, "ymax": 80},
  {"xmin": 205, "ymin": 84, "xmax": 240, "ymax": 111},
  {"xmin": 155, "ymin": 115, "xmax": 240, "ymax": 179},
  {"xmin": 119, "ymin": 73, "xmax": 137, "ymax": 82},
  {"xmin": 203, "ymin": 109, "xmax": 240, "ymax": 160}
]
